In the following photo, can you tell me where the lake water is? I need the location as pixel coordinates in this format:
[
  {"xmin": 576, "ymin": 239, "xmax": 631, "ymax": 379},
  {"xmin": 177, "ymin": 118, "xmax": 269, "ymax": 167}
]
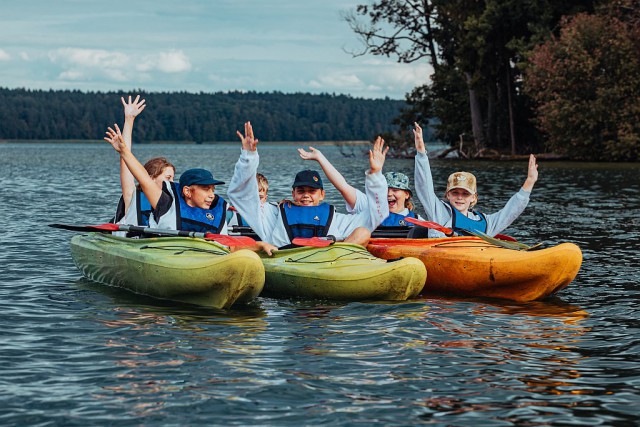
[{"xmin": 1, "ymin": 142, "xmax": 639, "ymax": 426}]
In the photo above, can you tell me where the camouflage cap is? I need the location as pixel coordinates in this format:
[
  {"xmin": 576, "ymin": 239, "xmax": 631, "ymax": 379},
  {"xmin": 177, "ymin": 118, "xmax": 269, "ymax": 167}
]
[
  {"xmin": 446, "ymin": 171, "xmax": 477, "ymax": 195},
  {"xmin": 384, "ymin": 172, "xmax": 412, "ymax": 194}
]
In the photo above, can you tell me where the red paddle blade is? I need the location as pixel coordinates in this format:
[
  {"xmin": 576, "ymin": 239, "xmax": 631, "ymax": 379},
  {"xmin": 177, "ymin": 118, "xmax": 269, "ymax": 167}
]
[
  {"xmin": 495, "ymin": 234, "xmax": 518, "ymax": 242},
  {"xmin": 87, "ymin": 223, "xmax": 121, "ymax": 231},
  {"xmin": 291, "ymin": 237, "xmax": 334, "ymax": 247},
  {"xmin": 203, "ymin": 233, "xmax": 256, "ymax": 247},
  {"xmin": 404, "ymin": 217, "xmax": 453, "ymax": 235}
]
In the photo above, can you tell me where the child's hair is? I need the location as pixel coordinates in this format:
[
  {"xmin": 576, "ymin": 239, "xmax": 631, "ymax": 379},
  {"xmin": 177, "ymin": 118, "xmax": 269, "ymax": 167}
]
[
  {"xmin": 406, "ymin": 197, "xmax": 414, "ymax": 211},
  {"xmin": 257, "ymin": 173, "xmax": 268, "ymax": 191},
  {"xmin": 144, "ymin": 157, "xmax": 175, "ymax": 179}
]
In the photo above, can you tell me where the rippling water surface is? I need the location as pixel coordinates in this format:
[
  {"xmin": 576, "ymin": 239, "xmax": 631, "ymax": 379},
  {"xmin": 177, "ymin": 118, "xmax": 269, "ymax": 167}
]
[{"xmin": 1, "ymin": 143, "xmax": 639, "ymax": 426}]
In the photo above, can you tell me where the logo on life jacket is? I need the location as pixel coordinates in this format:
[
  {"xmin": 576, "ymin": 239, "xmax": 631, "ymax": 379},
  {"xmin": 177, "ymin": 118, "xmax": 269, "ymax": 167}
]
[
  {"xmin": 206, "ymin": 213, "xmax": 215, "ymax": 221},
  {"xmin": 313, "ymin": 216, "xmax": 320, "ymax": 221}
]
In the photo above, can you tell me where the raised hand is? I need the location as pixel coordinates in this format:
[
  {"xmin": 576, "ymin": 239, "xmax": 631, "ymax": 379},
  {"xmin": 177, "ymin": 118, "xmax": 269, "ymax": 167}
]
[
  {"xmin": 522, "ymin": 154, "xmax": 539, "ymax": 192},
  {"xmin": 104, "ymin": 124, "xmax": 127, "ymax": 154},
  {"xmin": 413, "ymin": 122, "xmax": 426, "ymax": 153},
  {"xmin": 527, "ymin": 154, "xmax": 538, "ymax": 182},
  {"xmin": 236, "ymin": 121, "xmax": 259, "ymax": 151},
  {"xmin": 369, "ymin": 136, "xmax": 389, "ymax": 174},
  {"xmin": 298, "ymin": 146, "xmax": 324, "ymax": 162},
  {"xmin": 121, "ymin": 95, "xmax": 146, "ymax": 118}
]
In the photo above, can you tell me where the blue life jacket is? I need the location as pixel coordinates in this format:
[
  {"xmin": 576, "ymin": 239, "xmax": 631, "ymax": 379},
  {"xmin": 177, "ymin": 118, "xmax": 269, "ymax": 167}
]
[
  {"xmin": 111, "ymin": 189, "xmax": 152, "ymax": 227},
  {"xmin": 381, "ymin": 210, "xmax": 417, "ymax": 227},
  {"xmin": 136, "ymin": 189, "xmax": 153, "ymax": 226},
  {"xmin": 445, "ymin": 201, "xmax": 488, "ymax": 235},
  {"xmin": 170, "ymin": 182, "xmax": 227, "ymax": 233},
  {"xmin": 280, "ymin": 202, "xmax": 334, "ymax": 240},
  {"xmin": 236, "ymin": 212, "xmax": 250, "ymax": 227}
]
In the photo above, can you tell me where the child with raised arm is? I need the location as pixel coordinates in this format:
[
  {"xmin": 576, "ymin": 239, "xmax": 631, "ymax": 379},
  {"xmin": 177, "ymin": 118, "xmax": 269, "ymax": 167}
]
[
  {"xmin": 413, "ymin": 122, "xmax": 539, "ymax": 237},
  {"xmin": 228, "ymin": 173, "xmax": 277, "ymax": 229},
  {"xmin": 228, "ymin": 122, "xmax": 389, "ymax": 248},
  {"xmin": 112, "ymin": 95, "xmax": 176, "ymax": 227},
  {"xmin": 104, "ymin": 125, "xmax": 277, "ymax": 255},
  {"xmin": 298, "ymin": 146, "xmax": 424, "ymax": 228}
]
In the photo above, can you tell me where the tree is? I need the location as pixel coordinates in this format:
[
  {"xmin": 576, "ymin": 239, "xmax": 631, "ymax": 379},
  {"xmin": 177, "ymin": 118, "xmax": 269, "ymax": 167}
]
[
  {"xmin": 347, "ymin": 0, "xmax": 592, "ymax": 156},
  {"xmin": 524, "ymin": 7, "xmax": 640, "ymax": 161}
]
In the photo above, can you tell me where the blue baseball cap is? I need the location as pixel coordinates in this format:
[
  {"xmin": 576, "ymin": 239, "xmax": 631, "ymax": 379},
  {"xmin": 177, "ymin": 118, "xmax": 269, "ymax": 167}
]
[
  {"xmin": 179, "ymin": 168, "xmax": 225, "ymax": 188},
  {"xmin": 292, "ymin": 170, "xmax": 323, "ymax": 189}
]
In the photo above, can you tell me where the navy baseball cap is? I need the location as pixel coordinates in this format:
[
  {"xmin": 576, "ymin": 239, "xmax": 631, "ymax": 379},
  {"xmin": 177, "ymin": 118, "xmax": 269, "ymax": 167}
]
[
  {"xmin": 179, "ymin": 168, "xmax": 225, "ymax": 188},
  {"xmin": 292, "ymin": 170, "xmax": 323, "ymax": 189}
]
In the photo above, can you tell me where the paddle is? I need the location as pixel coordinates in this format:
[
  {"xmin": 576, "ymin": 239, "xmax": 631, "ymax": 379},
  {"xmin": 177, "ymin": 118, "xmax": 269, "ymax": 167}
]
[
  {"xmin": 403, "ymin": 217, "xmax": 533, "ymax": 251},
  {"xmin": 291, "ymin": 236, "xmax": 336, "ymax": 247},
  {"xmin": 49, "ymin": 223, "xmax": 256, "ymax": 247},
  {"xmin": 404, "ymin": 217, "xmax": 454, "ymax": 236}
]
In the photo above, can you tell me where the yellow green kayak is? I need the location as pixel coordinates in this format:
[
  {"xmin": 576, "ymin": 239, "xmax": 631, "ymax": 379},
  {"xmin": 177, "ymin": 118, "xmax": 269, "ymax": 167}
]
[
  {"xmin": 260, "ymin": 243, "xmax": 426, "ymax": 301},
  {"xmin": 70, "ymin": 233, "xmax": 265, "ymax": 308}
]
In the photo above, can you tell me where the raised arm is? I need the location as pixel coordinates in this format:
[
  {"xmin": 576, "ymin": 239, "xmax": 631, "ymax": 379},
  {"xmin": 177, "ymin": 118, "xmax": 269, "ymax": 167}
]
[
  {"xmin": 522, "ymin": 154, "xmax": 538, "ymax": 192},
  {"xmin": 413, "ymin": 122, "xmax": 426, "ymax": 154},
  {"xmin": 366, "ymin": 136, "xmax": 390, "ymax": 228},
  {"xmin": 298, "ymin": 146, "xmax": 358, "ymax": 209},
  {"xmin": 105, "ymin": 124, "xmax": 161, "ymax": 209},
  {"xmin": 119, "ymin": 95, "xmax": 146, "ymax": 212}
]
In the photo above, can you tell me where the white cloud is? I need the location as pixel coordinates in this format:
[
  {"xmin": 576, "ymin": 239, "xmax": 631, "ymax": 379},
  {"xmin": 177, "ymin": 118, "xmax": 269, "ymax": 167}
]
[
  {"xmin": 308, "ymin": 73, "xmax": 365, "ymax": 90},
  {"xmin": 137, "ymin": 50, "xmax": 192, "ymax": 73},
  {"xmin": 0, "ymin": 49, "xmax": 10, "ymax": 61},
  {"xmin": 48, "ymin": 47, "xmax": 192, "ymax": 83},
  {"xmin": 19, "ymin": 52, "xmax": 30, "ymax": 61}
]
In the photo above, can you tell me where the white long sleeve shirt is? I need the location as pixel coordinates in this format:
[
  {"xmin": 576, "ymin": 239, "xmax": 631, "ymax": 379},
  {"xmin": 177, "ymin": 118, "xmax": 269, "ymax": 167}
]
[
  {"xmin": 414, "ymin": 151, "xmax": 530, "ymax": 237},
  {"xmin": 228, "ymin": 150, "xmax": 389, "ymax": 247}
]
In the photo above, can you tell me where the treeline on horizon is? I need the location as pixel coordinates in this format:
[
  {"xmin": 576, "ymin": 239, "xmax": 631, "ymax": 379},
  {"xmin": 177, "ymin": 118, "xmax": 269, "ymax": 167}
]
[{"xmin": 0, "ymin": 88, "xmax": 405, "ymax": 142}]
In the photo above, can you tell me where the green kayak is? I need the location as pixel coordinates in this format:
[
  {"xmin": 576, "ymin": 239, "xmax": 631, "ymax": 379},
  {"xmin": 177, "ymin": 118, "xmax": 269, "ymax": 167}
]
[
  {"xmin": 70, "ymin": 233, "xmax": 265, "ymax": 308},
  {"xmin": 260, "ymin": 243, "xmax": 426, "ymax": 301}
]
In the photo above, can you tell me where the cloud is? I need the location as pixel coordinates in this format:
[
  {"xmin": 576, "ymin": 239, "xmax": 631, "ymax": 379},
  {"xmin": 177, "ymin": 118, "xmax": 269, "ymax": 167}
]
[
  {"xmin": 19, "ymin": 52, "xmax": 30, "ymax": 61},
  {"xmin": 308, "ymin": 73, "xmax": 364, "ymax": 90},
  {"xmin": 48, "ymin": 47, "xmax": 191, "ymax": 83},
  {"xmin": 0, "ymin": 49, "xmax": 10, "ymax": 61}
]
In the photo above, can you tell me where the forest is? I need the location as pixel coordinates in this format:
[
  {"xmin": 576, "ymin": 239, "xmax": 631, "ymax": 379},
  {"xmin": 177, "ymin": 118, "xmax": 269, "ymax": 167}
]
[{"xmin": 0, "ymin": 88, "xmax": 404, "ymax": 143}]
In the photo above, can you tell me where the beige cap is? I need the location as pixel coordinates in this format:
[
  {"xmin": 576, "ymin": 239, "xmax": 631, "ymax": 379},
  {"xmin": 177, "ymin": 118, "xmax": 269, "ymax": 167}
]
[{"xmin": 446, "ymin": 172, "xmax": 477, "ymax": 195}]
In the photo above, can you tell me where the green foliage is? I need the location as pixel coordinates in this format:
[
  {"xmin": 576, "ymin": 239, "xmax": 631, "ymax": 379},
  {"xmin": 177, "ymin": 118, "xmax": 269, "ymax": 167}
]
[
  {"xmin": 348, "ymin": 0, "xmax": 593, "ymax": 155},
  {"xmin": 0, "ymin": 89, "xmax": 404, "ymax": 142},
  {"xmin": 525, "ymin": 10, "xmax": 640, "ymax": 161}
]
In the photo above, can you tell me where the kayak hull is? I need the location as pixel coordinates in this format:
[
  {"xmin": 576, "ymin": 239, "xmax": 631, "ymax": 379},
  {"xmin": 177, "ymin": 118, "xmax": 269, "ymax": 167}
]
[
  {"xmin": 367, "ymin": 237, "xmax": 582, "ymax": 302},
  {"xmin": 70, "ymin": 233, "xmax": 265, "ymax": 308},
  {"xmin": 261, "ymin": 243, "xmax": 426, "ymax": 301}
]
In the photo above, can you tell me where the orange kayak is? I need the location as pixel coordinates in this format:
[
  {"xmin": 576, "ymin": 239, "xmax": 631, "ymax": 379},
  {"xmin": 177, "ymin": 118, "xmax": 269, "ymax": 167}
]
[{"xmin": 367, "ymin": 237, "xmax": 582, "ymax": 302}]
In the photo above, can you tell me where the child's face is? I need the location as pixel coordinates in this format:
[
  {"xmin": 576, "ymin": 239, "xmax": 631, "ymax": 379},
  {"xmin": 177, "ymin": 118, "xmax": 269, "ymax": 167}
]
[
  {"xmin": 152, "ymin": 167, "xmax": 175, "ymax": 189},
  {"xmin": 258, "ymin": 185, "xmax": 268, "ymax": 204},
  {"xmin": 446, "ymin": 188, "xmax": 476, "ymax": 214},
  {"xmin": 183, "ymin": 184, "xmax": 216, "ymax": 209},
  {"xmin": 292, "ymin": 186, "xmax": 325, "ymax": 206},
  {"xmin": 387, "ymin": 188, "xmax": 410, "ymax": 213}
]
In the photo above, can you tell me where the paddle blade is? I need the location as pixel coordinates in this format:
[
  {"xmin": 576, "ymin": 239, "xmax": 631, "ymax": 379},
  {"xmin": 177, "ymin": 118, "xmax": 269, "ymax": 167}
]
[
  {"xmin": 462, "ymin": 228, "xmax": 532, "ymax": 251},
  {"xmin": 292, "ymin": 237, "xmax": 334, "ymax": 247},
  {"xmin": 404, "ymin": 217, "xmax": 453, "ymax": 235},
  {"xmin": 203, "ymin": 233, "xmax": 256, "ymax": 247},
  {"xmin": 49, "ymin": 223, "xmax": 120, "ymax": 232},
  {"xmin": 495, "ymin": 233, "xmax": 518, "ymax": 242}
]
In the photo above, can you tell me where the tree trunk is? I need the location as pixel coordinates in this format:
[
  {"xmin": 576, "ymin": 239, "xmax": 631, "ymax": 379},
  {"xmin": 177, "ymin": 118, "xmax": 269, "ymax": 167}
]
[
  {"xmin": 465, "ymin": 72, "xmax": 485, "ymax": 153},
  {"xmin": 506, "ymin": 64, "xmax": 516, "ymax": 155}
]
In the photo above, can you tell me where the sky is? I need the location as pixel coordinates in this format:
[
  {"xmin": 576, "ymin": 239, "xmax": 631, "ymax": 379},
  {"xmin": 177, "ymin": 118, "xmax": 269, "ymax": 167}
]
[{"xmin": 1, "ymin": 0, "xmax": 432, "ymax": 100}]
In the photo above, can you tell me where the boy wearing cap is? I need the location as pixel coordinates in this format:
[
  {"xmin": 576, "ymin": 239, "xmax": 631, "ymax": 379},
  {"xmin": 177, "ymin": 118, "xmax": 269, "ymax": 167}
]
[
  {"xmin": 228, "ymin": 122, "xmax": 389, "ymax": 248},
  {"xmin": 412, "ymin": 122, "xmax": 539, "ymax": 237},
  {"xmin": 104, "ymin": 126, "xmax": 229, "ymax": 235}
]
